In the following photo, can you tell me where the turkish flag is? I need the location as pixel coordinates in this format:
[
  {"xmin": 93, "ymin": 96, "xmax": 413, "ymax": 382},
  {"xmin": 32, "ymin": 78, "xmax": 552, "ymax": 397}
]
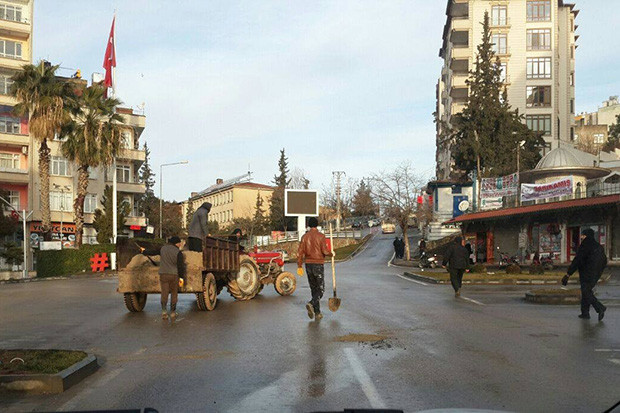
[{"xmin": 102, "ymin": 16, "xmax": 116, "ymax": 92}]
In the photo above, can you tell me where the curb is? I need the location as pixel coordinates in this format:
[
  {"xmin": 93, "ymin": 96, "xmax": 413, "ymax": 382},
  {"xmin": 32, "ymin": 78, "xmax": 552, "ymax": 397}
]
[
  {"xmin": 0, "ymin": 354, "xmax": 98, "ymax": 394},
  {"xmin": 525, "ymin": 290, "xmax": 581, "ymax": 305},
  {"xmin": 402, "ymin": 271, "xmax": 586, "ymax": 286},
  {"xmin": 0, "ymin": 273, "xmax": 117, "ymax": 285}
]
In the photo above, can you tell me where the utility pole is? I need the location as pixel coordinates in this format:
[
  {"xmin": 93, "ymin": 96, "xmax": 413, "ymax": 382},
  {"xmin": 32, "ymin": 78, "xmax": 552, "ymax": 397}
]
[{"xmin": 332, "ymin": 171, "xmax": 345, "ymax": 232}]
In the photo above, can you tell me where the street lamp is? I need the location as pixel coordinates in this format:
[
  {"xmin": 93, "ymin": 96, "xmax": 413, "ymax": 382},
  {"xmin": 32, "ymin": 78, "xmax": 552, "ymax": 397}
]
[
  {"xmin": 160, "ymin": 161, "xmax": 189, "ymax": 239},
  {"xmin": 53, "ymin": 184, "xmax": 71, "ymax": 248}
]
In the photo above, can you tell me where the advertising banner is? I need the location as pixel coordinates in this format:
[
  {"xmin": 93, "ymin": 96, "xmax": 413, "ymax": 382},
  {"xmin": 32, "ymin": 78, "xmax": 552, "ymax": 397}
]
[
  {"xmin": 480, "ymin": 197, "xmax": 503, "ymax": 211},
  {"xmin": 520, "ymin": 177, "xmax": 573, "ymax": 202},
  {"xmin": 481, "ymin": 173, "xmax": 519, "ymax": 198}
]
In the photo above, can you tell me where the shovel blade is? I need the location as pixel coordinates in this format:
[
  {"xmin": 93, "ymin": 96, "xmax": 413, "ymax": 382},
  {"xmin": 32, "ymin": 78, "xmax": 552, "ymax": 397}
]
[{"xmin": 328, "ymin": 297, "xmax": 341, "ymax": 312}]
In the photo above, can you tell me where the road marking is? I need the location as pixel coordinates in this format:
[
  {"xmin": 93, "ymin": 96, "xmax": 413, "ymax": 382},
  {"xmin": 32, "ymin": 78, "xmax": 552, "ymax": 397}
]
[
  {"xmin": 394, "ymin": 273, "xmax": 428, "ymax": 286},
  {"xmin": 387, "ymin": 252, "xmax": 395, "ymax": 267},
  {"xmin": 609, "ymin": 359, "xmax": 620, "ymax": 366},
  {"xmin": 460, "ymin": 296, "xmax": 485, "ymax": 306},
  {"xmin": 596, "ymin": 349, "xmax": 620, "ymax": 352},
  {"xmin": 344, "ymin": 348, "xmax": 386, "ymax": 409}
]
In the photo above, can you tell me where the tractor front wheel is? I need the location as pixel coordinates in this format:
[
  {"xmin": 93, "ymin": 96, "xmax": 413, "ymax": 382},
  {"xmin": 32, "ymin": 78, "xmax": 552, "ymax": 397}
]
[
  {"xmin": 274, "ymin": 272, "xmax": 297, "ymax": 296},
  {"xmin": 228, "ymin": 257, "xmax": 261, "ymax": 301}
]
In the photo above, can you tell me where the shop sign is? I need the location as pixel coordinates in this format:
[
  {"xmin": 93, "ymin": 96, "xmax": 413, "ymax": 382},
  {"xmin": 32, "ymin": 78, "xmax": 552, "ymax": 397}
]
[
  {"xmin": 480, "ymin": 197, "xmax": 503, "ymax": 211},
  {"xmin": 29, "ymin": 222, "xmax": 76, "ymax": 249},
  {"xmin": 521, "ymin": 177, "xmax": 573, "ymax": 202},
  {"xmin": 481, "ymin": 173, "xmax": 519, "ymax": 198}
]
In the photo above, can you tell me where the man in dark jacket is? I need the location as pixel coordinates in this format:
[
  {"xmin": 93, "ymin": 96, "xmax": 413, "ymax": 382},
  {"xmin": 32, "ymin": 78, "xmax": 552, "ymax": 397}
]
[
  {"xmin": 187, "ymin": 202, "xmax": 211, "ymax": 252},
  {"xmin": 563, "ymin": 228, "xmax": 607, "ymax": 321},
  {"xmin": 297, "ymin": 217, "xmax": 334, "ymax": 320},
  {"xmin": 442, "ymin": 236, "xmax": 470, "ymax": 297},
  {"xmin": 142, "ymin": 236, "xmax": 184, "ymax": 320},
  {"xmin": 393, "ymin": 237, "xmax": 401, "ymax": 259}
]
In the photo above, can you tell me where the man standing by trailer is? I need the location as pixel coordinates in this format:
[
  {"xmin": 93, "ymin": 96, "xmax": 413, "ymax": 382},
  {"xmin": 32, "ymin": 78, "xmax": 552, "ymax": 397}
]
[
  {"xmin": 297, "ymin": 217, "xmax": 333, "ymax": 320},
  {"xmin": 563, "ymin": 228, "xmax": 607, "ymax": 321},
  {"xmin": 187, "ymin": 202, "xmax": 211, "ymax": 252}
]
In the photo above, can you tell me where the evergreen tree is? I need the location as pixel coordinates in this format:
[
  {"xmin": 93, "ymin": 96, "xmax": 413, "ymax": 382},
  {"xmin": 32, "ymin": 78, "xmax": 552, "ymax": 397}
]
[
  {"xmin": 352, "ymin": 180, "xmax": 377, "ymax": 217},
  {"xmin": 140, "ymin": 142, "xmax": 156, "ymax": 197},
  {"xmin": 603, "ymin": 114, "xmax": 620, "ymax": 152},
  {"xmin": 138, "ymin": 142, "xmax": 158, "ymax": 228},
  {"xmin": 273, "ymin": 148, "xmax": 290, "ymax": 188},
  {"xmin": 269, "ymin": 148, "xmax": 293, "ymax": 231},
  {"xmin": 185, "ymin": 200, "xmax": 195, "ymax": 229},
  {"xmin": 93, "ymin": 185, "xmax": 130, "ymax": 243},
  {"xmin": 252, "ymin": 191, "xmax": 266, "ymax": 235},
  {"xmin": 451, "ymin": 12, "xmax": 543, "ymax": 179}
]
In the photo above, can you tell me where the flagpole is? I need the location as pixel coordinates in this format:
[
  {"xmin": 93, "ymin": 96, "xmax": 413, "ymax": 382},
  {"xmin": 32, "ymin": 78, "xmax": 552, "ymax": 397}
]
[{"xmin": 109, "ymin": 12, "xmax": 118, "ymax": 270}]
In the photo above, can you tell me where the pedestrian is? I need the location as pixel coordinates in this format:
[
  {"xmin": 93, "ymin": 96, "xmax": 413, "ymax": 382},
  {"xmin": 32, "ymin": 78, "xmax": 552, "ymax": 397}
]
[
  {"xmin": 398, "ymin": 238, "xmax": 406, "ymax": 259},
  {"xmin": 442, "ymin": 236, "xmax": 470, "ymax": 297},
  {"xmin": 187, "ymin": 202, "xmax": 212, "ymax": 252},
  {"xmin": 393, "ymin": 237, "xmax": 400, "ymax": 259},
  {"xmin": 419, "ymin": 238, "xmax": 427, "ymax": 256},
  {"xmin": 465, "ymin": 242, "xmax": 473, "ymax": 265},
  {"xmin": 141, "ymin": 236, "xmax": 185, "ymax": 320},
  {"xmin": 562, "ymin": 229, "xmax": 607, "ymax": 321},
  {"xmin": 297, "ymin": 217, "xmax": 334, "ymax": 321}
]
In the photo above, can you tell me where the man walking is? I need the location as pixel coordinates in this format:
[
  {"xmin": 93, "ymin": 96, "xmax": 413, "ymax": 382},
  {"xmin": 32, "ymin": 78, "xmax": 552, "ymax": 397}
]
[
  {"xmin": 142, "ymin": 236, "xmax": 185, "ymax": 320},
  {"xmin": 297, "ymin": 217, "xmax": 333, "ymax": 320},
  {"xmin": 563, "ymin": 229, "xmax": 607, "ymax": 321},
  {"xmin": 442, "ymin": 236, "xmax": 470, "ymax": 297},
  {"xmin": 187, "ymin": 202, "xmax": 212, "ymax": 252}
]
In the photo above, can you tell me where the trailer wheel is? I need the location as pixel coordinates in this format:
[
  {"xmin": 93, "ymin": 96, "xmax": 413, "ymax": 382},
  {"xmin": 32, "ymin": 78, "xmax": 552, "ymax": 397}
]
[
  {"xmin": 196, "ymin": 273, "xmax": 217, "ymax": 311},
  {"xmin": 228, "ymin": 257, "xmax": 260, "ymax": 301},
  {"xmin": 124, "ymin": 293, "xmax": 147, "ymax": 312},
  {"xmin": 274, "ymin": 272, "xmax": 296, "ymax": 296}
]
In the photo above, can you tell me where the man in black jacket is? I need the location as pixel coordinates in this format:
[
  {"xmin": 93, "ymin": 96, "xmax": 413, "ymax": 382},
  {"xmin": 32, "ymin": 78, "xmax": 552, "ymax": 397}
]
[
  {"xmin": 442, "ymin": 236, "xmax": 470, "ymax": 297},
  {"xmin": 563, "ymin": 228, "xmax": 607, "ymax": 321}
]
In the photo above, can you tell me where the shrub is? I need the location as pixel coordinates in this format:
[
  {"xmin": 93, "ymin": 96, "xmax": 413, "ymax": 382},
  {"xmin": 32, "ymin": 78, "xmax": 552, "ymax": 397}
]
[
  {"xmin": 529, "ymin": 264, "xmax": 544, "ymax": 275},
  {"xmin": 469, "ymin": 263, "xmax": 487, "ymax": 273},
  {"xmin": 36, "ymin": 244, "xmax": 116, "ymax": 278},
  {"xmin": 505, "ymin": 264, "xmax": 522, "ymax": 274}
]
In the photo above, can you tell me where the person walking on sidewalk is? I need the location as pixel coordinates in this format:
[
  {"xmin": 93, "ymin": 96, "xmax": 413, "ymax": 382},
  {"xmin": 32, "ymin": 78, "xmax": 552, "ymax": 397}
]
[
  {"xmin": 442, "ymin": 236, "xmax": 470, "ymax": 297},
  {"xmin": 142, "ymin": 236, "xmax": 185, "ymax": 320},
  {"xmin": 297, "ymin": 217, "xmax": 333, "ymax": 320},
  {"xmin": 562, "ymin": 228, "xmax": 607, "ymax": 321}
]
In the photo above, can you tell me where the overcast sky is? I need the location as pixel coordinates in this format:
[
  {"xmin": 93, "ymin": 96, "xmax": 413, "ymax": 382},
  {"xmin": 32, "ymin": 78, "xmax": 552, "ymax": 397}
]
[{"xmin": 34, "ymin": 1, "xmax": 620, "ymax": 201}]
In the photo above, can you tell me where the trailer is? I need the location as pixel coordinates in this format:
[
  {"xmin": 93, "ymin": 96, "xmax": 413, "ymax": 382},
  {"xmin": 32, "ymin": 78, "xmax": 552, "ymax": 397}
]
[{"xmin": 117, "ymin": 237, "xmax": 263, "ymax": 312}]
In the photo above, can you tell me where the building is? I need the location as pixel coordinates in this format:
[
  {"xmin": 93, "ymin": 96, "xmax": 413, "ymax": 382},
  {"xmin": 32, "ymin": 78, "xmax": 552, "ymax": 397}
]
[
  {"xmin": 575, "ymin": 95, "xmax": 620, "ymax": 132},
  {"xmin": 182, "ymin": 175, "xmax": 274, "ymax": 229},
  {"xmin": 573, "ymin": 122, "xmax": 607, "ymax": 153},
  {"xmin": 425, "ymin": 180, "xmax": 474, "ymax": 241},
  {"xmin": 436, "ymin": 0, "xmax": 578, "ymax": 180}
]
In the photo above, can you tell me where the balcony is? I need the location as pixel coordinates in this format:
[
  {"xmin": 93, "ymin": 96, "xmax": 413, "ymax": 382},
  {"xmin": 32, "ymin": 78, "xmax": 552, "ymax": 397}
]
[
  {"xmin": 0, "ymin": 55, "xmax": 28, "ymax": 70},
  {"xmin": 451, "ymin": 102, "xmax": 466, "ymax": 116},
  {"xmin": 448, "ymin": 0, "xmax": 469, "ymax": 19},
  {"xmin": 451, "ymin": 46, "xmax": 470, "ymax": 61},
  {"xmin": 115, "ymin": 181, "xmax": 146, "ymax": 194},
  {"xmin": 450, "ymin": 86, "xmax": 468, "ymax": 102},
  {"xmin": 451, "ymin": 18, "xmax": 469, "ymax": 32},
  {"xmin": 451, "ymin": 73, "xmax": 468, "ymax": 89},
  {"xmin": 117, "ymin": 148, "xmax": 146, "ymax": 163},
  {"xmin": 0, "ymin": 166, "xmax": 28, "ymax": 183},
  {"xmin": 0, "ymin": 18, "xmax": 31, "ymax": 39},
  {"xmin": 0, "ymin": 132, "xmax": 28, "ymax": 146}
]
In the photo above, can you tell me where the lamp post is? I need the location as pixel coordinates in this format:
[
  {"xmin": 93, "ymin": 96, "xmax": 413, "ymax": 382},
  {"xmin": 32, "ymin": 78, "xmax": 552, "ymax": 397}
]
[
  {"xmin": 160, "ymin": 161, "xmax": 189, "ymax": 239},
  {"xmin": 516, "ymin": 140, "xmax": 525, "ymax": 207},
  {"xmin": 53, "ymin": 184, "xmax": 71, "ymax": 248}
]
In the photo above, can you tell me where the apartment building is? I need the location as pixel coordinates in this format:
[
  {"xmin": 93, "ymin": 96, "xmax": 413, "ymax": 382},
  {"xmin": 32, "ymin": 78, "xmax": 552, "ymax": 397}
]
[
  {"xmin": 436, "ymin": 0, "xmax": 578, "ymax": 180},
  {"xmin": 182, "ymin": 175, "xmax": 274, "ymax": 229}
]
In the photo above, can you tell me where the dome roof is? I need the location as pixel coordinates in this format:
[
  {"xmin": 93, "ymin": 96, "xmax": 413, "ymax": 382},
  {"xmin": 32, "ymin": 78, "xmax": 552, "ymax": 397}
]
[{"xmin": 535, "ymin": 147, "xmax": 583, "ymax": 170}]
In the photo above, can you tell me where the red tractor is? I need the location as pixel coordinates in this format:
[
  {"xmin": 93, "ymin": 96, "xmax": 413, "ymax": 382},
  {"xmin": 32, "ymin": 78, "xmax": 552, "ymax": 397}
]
[{"xmin": 247, "ymin": 250, "xmax": 297, "ymax": 297}]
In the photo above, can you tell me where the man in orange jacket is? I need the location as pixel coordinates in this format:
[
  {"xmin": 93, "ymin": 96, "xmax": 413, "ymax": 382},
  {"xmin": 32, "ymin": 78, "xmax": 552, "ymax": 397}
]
[{"xmin": 297, "ymin": 217, "xmax": 333, "ymax": 320}]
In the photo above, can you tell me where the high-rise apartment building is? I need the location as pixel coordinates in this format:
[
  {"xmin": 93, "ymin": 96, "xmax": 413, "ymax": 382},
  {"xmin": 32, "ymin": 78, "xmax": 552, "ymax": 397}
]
[{"xmin": 435, "ymin": 0, "xmax": 579, "ymax": 180}]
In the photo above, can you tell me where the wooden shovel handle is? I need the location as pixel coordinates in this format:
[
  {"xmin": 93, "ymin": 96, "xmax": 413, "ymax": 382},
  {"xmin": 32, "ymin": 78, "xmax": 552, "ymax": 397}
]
[{"xmin": 329, "ymin": 223, "xmax": 337, "ymax": 295}]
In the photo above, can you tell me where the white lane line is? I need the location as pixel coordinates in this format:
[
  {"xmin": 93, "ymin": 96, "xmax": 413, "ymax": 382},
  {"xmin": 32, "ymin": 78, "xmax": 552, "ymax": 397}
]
[
  {"xmin": 387, "ymin": 252, "xmax": 395, "ymax": 267},
  {"xmin": 394, "ymin": 273, "xmax": 428, "ymax": 286},
  {"xmin": 460, "ymin": 296, "xmax": 485, "ymax": 306},
  {"xmin": 609, "ymin": 359, "xmax": 620, "ymax": 366},
  {"xmin": 344, "ymin": 348, "xmax": 386, "ymax": 409}
]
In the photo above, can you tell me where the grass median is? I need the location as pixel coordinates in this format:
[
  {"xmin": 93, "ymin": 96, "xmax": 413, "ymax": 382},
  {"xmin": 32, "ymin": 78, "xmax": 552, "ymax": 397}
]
[
  {"xmin": 411, "ymin": 270, "xmax": 567, "ymax": 283},
  {"xmin": 0, "ymin": 350, "xmax": 88, "ymax": 375}
]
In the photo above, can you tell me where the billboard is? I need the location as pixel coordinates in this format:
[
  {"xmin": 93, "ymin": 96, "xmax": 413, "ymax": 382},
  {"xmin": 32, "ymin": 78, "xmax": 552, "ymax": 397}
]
[
  {"xmin": 481, "ymin": 173, "xmax": 519, "ymax": 198},
  {"xmin": 284, "ymin": 189, "xmax": 318, "ymax": 216}
]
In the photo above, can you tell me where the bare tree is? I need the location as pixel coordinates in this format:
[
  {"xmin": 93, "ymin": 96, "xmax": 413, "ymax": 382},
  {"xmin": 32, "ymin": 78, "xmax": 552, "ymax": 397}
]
[
  {"xmin": 369, "ymin": 163, "xmax": 426, "ymax": 260},
  {"xmin": 288, "ymin": 167, "xmax": 311, "ymax": 189},
  {"xmin": 321, "ymin": 177, "xmax": 357, "ymax": 227}
]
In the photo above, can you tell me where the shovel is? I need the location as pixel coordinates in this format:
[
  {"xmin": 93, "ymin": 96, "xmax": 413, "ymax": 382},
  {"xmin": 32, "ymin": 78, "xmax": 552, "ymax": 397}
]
[{"xmin": 328, "ymin": 223, "xmax": 341, "ymax": 312}]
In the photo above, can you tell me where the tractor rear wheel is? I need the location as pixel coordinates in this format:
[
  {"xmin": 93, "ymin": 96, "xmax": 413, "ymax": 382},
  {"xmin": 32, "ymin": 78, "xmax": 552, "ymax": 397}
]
[
  {"xmin": 228, "ymin": 257, "xmax": 261, "ymax": 301},
  {"xmin": 124, "ymin": 292, "xmax": 147, "ymax": 312},
  {"xmin": 274, "ymin": 272, "xmax": 296, "ymax": 296},
  {"xmin": 196, "ymin": 273, "xmax": 217, "ymax": 311}
]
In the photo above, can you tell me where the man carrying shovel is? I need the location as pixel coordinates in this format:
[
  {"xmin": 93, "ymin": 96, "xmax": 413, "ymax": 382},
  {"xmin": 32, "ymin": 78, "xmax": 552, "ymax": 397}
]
[{"xmin": 297, "ymin": 217, "xmax": 334, "ymax": 320}]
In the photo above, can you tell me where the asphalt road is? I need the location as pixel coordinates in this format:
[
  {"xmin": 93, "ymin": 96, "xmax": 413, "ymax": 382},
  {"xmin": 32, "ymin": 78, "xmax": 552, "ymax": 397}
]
[{"xmin": 1, "ymin": 230, "xmax": 619, "ymax": 413}]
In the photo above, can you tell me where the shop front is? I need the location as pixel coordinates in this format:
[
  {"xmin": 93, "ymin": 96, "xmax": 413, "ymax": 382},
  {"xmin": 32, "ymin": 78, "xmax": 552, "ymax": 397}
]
[{"xmin": 30, "ymin": 222, "xmax": 76, "ymax": 249}]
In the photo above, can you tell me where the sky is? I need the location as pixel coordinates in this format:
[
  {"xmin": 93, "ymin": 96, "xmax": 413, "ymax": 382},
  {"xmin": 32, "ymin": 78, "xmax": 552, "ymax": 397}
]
[{"xmin": 33, "ymin": 1, "xmax": 620, "ymax": 202}]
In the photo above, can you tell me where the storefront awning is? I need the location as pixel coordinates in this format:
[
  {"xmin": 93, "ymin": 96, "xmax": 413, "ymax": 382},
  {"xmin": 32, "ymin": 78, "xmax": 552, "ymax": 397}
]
[{"xmin": 445, "ymin": 194, "xmax": 620, "ymax": 224}]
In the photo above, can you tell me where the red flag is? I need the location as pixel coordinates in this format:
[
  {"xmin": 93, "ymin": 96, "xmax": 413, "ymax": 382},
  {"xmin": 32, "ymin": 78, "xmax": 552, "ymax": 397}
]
[{"xmin": 102, "ymin": 16, "xmax": 116, "ymax": 92}]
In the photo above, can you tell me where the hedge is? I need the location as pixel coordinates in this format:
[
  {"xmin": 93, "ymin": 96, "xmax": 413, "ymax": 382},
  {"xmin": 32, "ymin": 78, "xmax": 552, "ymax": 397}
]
[{"xmin": 36, "ymin": 244, "xmax": 116, "ymax": 278}]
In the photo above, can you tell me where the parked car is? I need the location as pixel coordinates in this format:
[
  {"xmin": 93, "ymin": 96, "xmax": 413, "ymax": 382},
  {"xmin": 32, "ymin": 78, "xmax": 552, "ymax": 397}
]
[{"xmin": 368, "ymin": 219, "xmax": 381, "ymax": 227}]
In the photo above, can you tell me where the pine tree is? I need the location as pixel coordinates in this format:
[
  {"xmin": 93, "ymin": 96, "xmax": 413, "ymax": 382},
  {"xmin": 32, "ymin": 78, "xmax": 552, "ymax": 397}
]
[
  {"xmin": 451, "ymin": 12, "xmax": 543, "ymax": 179},
  {"xmin": 269, "ymin": 148, "xmax": 293, "ymax": 231},
  {"xmin": 185, "ymin": 200, "xmax": 195, "ymax": 229},
  {"xmin": 92, "ymin": 185, "xmax": 130, "ymax": 243},
  {"xmin": 138, "ymin": 142, "xmax": 158, "ymax": 226},
  {"xmin": 604, "ymin": 114, "xmax": 620, "ymax": 152},
  {"xmin": 140, "ymin": 142, "xmax": 156, "ymax": 197},
  {"xmin": 352, "ymin": 180, "xmax": 377, "ymax": 217}
]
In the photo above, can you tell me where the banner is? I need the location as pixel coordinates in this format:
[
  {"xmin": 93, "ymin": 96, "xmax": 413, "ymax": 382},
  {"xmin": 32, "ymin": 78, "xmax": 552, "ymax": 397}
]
[
  {"xmin": 480, "ymin": 197, "xmax": 503, "ymax": 211},
  {"xmin": 520, "ymin": 177, "xmax": 573, "ymax": 202},
  {"xmin": 481, "ymin": 173, "xmax": 519, "ymax": 198}
]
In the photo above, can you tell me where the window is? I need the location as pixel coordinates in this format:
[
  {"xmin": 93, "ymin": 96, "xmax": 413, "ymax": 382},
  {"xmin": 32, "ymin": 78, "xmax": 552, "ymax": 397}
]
[
  {"xmin": 526, "ymin": 86, "xmax": 551, "ymax": 107},
  {"xmin": 526, "ymin": 115, "xmax": 552, "ymax": 135},
  {"xmin": 0, "ymin": 152, "xmax": 19, "ymax": 169},
  {"xmin": 84, "ymin": 194, "xmax": 98, "ymax": 214},
  {"xmin": 0, "ymin": 39, "xmax": 22, "ymax": 59},
  {"xmin": 117, "ymin": 164, "xmax": 131, "ymax": 183},
  {"xmin": 7, "ymin": 190, "xmax": 19, "ymax": 210},
  {"xmin": 0, "ymin": 72, "xmax": 13, "ymax": 95},
  {"xmin": 121, "ymin": 131, "xmax": 131, "ymax": 149},
  {"xmin": 0, "ymin": 116, "xmax": 20, "ymax": 134},
  {"xmin": 570, "ymin": 72, "xmax": 574, "ymax": 86},
  {"xmin": 527, "ymin": 0, "xmax": 551, "ymax": 22},
  {"xmin": 499, "ymin": 63, "xmax": 507, "ymax": 83},
  {"xmin": 594, "ymin": 134, "xmax": 605, "ymax": 144},
  {"xmin": 570, "ymin": 99, "xmax": 574, "ymax": 114},
  {"xmin": 0, "ymin": 4, "xmax": 23, "ymax": 22},
  {"xmin": 51, "ymin": 156, "xmax": 70, "ymax": 176},
  {"xmin": 491, "ymin": 33, "xmax": 507, "ymax": 54},
  {"xmin": 527, "ymin": 57, "xmax": 551, "ymax": 79},
  {"xmin": 527, "ymin": 29, "xmax": 551, "ymax": 50},
  {"xmin": 491, "ymin": 5, "xmax": 507, "ymax": 26},
  {"xmin": 50, "ymin": 191, "xmax": 72, "ymax": 211}
]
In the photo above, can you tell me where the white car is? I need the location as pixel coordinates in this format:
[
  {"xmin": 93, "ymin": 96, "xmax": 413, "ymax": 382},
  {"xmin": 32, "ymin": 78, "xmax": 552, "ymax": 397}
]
[{"xmin": 381, "ymin": 222, "xmax": 396, "ymax": 234}]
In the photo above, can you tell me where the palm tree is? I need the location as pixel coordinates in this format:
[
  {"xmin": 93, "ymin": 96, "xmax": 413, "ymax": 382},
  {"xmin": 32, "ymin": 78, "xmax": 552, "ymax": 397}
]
[
  {"xmin": 11, "ymin": 61, "xmax": 71, "ymax": 238},
  {"xmin": 62, "ymin": 84, "xmax": 123, "ymax": 246}
]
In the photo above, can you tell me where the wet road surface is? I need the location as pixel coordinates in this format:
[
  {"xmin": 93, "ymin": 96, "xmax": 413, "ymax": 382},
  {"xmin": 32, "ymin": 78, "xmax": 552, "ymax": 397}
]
[{"xmin": 1, "ymin": 230, "xmax": 619, "ymax": 412}]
